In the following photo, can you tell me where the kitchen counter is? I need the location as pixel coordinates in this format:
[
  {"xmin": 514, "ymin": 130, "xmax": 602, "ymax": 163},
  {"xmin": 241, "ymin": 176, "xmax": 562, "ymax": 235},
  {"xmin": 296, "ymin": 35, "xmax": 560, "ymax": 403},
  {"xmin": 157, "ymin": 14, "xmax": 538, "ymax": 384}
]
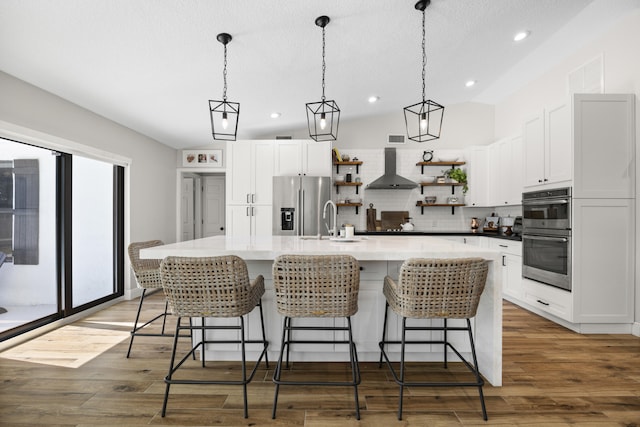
[
  {"xmin": 140, "ymin": 235, "xmax": 503, "ymax": 386},
  {"xmin": 356, "ymin": 230, "xmax": 522, "ymax": 241}
]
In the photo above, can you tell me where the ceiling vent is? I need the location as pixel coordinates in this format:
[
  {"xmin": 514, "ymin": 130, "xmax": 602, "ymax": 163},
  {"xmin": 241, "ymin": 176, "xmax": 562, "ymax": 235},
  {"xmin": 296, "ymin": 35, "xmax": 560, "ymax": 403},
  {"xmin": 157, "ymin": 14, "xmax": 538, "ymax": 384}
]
[{"xmin": 387, "ymin": 134, "xmax": 406, "ymax": 144}]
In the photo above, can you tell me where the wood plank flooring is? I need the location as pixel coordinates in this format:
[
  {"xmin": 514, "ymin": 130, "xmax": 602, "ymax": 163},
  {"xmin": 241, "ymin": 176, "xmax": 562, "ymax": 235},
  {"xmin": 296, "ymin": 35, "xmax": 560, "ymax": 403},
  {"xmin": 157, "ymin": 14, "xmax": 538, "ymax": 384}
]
[{"xmin": 1, "ymin": 293, "xmax": 639, "ymax": 426}]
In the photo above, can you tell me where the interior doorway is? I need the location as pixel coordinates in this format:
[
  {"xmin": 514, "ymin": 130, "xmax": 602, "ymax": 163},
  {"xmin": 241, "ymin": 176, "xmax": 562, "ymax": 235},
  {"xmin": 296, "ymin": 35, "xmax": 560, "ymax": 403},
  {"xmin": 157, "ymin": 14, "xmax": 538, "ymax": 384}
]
[{"xmin": 179, "ymin": 172, "xmax": 225, "ymax": 241}]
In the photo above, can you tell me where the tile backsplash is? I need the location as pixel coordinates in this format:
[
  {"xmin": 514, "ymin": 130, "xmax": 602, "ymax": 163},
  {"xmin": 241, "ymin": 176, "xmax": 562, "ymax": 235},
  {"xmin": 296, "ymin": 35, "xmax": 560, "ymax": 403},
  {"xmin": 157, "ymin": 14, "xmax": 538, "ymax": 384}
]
[{"xmin": 333, "ymin": 148, "xmax": 521, "ymax": 231}]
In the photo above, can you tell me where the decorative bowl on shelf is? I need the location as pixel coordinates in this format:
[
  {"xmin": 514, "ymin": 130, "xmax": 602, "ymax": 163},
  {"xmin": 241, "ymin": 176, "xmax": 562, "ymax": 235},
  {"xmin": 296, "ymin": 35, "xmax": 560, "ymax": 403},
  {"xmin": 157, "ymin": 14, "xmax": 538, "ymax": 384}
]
[
  {"xmin": 437, "ymin": 154, "xmax": 459, "ymax": 162},
  {"xmin": 424, "ymin": 196, "xmax": 437, "ymax": 204},
  {"xmin": 423, "ymin": 176, "xmax": 436, "ymax": 183}
]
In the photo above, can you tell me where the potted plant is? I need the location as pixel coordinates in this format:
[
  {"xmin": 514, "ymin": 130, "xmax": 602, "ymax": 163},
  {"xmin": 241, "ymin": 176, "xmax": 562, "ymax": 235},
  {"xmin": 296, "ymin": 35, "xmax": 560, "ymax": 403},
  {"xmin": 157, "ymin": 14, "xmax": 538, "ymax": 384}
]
[{"xmin": 443, "ymin": 168, "xmax": 468, "ymax": 194}]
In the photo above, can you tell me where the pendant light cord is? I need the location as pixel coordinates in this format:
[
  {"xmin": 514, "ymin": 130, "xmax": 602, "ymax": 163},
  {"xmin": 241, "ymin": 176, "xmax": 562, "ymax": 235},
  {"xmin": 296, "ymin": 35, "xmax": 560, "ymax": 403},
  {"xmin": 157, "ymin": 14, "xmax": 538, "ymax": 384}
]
[
  {"xmin": 222, "ymin": 43, "xmax": 228, "ymax": 101},
  {"xmin": 421, "ymin": 8, "xmax": 426, "ymax": 103},
  {"xmin": 321, "ymin": 25, "xmax": 326, "ymax": 101}
]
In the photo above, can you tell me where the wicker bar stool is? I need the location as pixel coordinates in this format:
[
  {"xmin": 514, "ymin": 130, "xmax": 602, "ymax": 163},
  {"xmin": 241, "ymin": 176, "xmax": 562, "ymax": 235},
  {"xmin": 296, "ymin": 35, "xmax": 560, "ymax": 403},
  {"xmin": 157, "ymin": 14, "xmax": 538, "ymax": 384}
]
[
  {"xmin": 379, "ymin": 257, "xmax": 489, "ymax": 421},
  {"xmin": 126, "ymin": 240, "xmax": 172, "ymax": 358},
  {"xmin": 271, "ymin": 254, "xmax": 361, "ymax": 420},
  {"xmin": 159, "ymin": 255, "xmax": 269, "ymax": 419}
]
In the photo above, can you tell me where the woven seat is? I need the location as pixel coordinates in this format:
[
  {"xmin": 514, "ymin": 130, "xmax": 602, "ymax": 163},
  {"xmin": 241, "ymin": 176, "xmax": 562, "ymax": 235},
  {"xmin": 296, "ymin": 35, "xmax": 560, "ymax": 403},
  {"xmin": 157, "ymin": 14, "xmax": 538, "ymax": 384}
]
[
  {"xmin": 271, "ymin": 254, "xmax": 361, "ymax": 420},
  {"xmin": 126, "ymin": 240, "xmax": 172, "ymax": 358},
  {"xmin": 159, "ymin": 255, "xmax": 268, "ymax": 419},
  {"xmin": 379, "ymin": 257, "xmax": 489, "ymax": 421}
]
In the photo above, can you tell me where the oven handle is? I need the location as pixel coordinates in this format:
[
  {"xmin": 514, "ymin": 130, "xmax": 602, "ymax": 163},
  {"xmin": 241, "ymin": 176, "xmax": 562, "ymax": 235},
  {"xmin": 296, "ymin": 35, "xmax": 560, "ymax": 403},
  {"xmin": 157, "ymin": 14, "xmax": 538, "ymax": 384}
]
[
  {"xmin": 523, "ymin": 234, "xmax": 568, "ymax": 243},
  {"xmin": 523, "ymin": 199, "xmax": 569, "ymax": 205}
]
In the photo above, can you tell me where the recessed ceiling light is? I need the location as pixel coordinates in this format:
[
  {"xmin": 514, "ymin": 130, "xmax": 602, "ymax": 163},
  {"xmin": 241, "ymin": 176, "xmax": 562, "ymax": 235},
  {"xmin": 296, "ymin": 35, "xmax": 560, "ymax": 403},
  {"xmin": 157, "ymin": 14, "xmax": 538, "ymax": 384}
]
[
  {"xmin": 368, "ymin": 95, "xmax": 380, "ymax": 103},
  {"xmin": 513, "ymin": 31, "xmax": 530, "ymax": 42},
  {"xmin": 270, "ymin": 112, "xmax": 281, "ymax": 119},
  {"xmin": 465, "ymin": 80, "xmax": 476, "ymax": 88}
]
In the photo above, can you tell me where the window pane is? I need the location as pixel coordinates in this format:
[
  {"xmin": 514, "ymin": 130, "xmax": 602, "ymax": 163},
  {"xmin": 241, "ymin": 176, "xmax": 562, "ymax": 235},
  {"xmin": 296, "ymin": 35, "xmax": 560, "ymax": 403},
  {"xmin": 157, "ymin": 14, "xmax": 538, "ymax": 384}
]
[{"xmin": 72, "ymin": 156, "xmax": 114, "ymax": 307}]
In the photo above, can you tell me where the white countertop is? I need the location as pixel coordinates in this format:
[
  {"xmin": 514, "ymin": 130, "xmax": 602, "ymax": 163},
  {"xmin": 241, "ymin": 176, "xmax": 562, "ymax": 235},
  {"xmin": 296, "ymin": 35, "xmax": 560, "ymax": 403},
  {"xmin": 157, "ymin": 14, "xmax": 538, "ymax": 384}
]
[{"xmin": 140, "ymin": 235, "xmax": 502, "ymax": 262}]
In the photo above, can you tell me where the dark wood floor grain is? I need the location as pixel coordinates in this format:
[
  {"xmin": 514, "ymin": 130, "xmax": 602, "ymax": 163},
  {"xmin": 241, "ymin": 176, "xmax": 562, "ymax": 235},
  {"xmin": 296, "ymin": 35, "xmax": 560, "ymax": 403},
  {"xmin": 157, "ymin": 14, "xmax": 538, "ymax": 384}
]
[{"xmin": 1, "ymin": 293, "xmax": 639, "ymax": 426}]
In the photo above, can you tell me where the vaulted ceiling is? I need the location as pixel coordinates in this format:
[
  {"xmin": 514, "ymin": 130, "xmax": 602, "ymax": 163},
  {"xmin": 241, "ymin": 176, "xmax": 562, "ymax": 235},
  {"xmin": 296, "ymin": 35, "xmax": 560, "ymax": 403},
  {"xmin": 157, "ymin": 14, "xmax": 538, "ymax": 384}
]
[{"xmin": 1, "ymin": 0, "xmax": 636, "ymax": 149}]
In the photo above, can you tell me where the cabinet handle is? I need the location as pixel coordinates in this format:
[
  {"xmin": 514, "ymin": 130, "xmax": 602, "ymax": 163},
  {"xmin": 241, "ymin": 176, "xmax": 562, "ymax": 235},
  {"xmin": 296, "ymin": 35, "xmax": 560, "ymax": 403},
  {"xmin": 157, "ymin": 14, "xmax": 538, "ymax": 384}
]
[
  {"xmin": 538, "ymin": 179, "xmax": 543, "ymax": 183},
  {"xmin": 246, "ymin": 207, "xmax": 250, "ymax": 216},
  {"xmin": 252, "ymin": 206, "xmax": 255, "ymax": 216},
  {"xmin": 543, "ymin": 178, "xmax": 548, "ymax": 182},
  {"xmin": 536, "ymin": 299, "xmax": 550, "ymax": 306},
  {"xmin": 252, "ymin": 193, "xmax": 256, "ymax": 203},
  {"xmin": 246, "ymin": 194, "xmax": 250, "ymax": 204},
  {"xmin": 502, "ymin": 255, "xmax": 506, "ymax": 267}
]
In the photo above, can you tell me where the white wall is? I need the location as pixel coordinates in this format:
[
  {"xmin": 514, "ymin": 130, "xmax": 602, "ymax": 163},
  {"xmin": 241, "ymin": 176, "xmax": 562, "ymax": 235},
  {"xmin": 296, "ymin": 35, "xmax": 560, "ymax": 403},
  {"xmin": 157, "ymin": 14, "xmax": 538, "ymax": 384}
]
[
  {"xmin": 256, "ymin": 101, "xmax": 495, "ymax": 150},
  {"xmin": 0, "ymin": 71, "xmax": 178, "ymax": 296},
  {"xmin": 493, "ymin": 10, "xmax": 640, "ymax": 327}
]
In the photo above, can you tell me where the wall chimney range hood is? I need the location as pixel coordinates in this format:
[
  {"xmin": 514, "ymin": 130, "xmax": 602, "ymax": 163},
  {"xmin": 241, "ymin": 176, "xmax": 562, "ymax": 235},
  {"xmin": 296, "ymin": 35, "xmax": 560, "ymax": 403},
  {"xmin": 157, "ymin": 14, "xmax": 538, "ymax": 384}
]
[{"xmin": 366, "ymin": 147, "xmax": 418, "ymax": 190}]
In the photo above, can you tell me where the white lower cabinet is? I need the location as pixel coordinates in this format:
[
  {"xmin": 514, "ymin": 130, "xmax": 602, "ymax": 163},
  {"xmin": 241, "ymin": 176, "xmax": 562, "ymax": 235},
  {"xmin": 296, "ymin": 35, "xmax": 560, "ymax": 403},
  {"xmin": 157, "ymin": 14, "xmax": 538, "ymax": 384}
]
[
  {"xmin": 485, "ymin": 238, "xmax": 522, "ymax": 301},
  {"xmin": 226, "ymin": 204, "xmax": 273, "ymax": 237},
  {"xmin": 521, "ymin": 278, "xmax": 573, "ymax": 322}
]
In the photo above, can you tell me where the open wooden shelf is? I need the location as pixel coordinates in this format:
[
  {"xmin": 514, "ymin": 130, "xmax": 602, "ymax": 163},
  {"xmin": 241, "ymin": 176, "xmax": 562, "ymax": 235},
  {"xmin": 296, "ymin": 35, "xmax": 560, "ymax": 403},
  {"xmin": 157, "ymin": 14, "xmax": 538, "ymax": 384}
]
[
  {"xmin": 416, "ymin": 161, "xmax": 465, "ymax": 174},
  {"xmin": 335, "ymin": 181, "xmax": 363, "ymax": 194},
  {"xmin": 336, "ymin": 202, "xmax": 362, "ymax": 214},
  {"xmin": 334, "ymin": 161, "xmax": 363, "ymax": 174},
  {"xmin": 416, "ymin": 201, "xmax": 466, "ymax": 215}
]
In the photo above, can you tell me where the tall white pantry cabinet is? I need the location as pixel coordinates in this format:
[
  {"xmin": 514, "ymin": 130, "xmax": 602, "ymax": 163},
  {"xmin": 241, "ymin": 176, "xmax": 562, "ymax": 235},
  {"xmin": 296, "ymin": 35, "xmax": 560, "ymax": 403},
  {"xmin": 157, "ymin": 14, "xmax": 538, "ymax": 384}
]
[{"xmin": 519, "ymin": 93, "xmax": 636, "ymax": 332}]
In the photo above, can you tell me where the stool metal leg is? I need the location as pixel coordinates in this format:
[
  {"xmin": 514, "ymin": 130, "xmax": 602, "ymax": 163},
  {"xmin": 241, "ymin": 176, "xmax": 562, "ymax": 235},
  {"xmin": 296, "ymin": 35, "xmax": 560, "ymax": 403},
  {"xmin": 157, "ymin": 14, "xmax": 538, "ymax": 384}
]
[
  {"xmin": 443, "ymin": 318, "xmax": 448, "ymax": 369},
  {"xmin": 398, "ymin": 316, "xmax": 407, "ymax": 420},
  {"xmin": 379, "ymin": 301, "xmax": 389, "ymax": 368},
  {"xmin": 347, "ymin": 317, "xmax": 361, "ymax": 420},
  {"xmin": 272, "ymin": 316, "xmax": 290, "ymax": 419},
  {"xmin": 467, "ymin": 318, "xmax": 488, "ymax": 421}
]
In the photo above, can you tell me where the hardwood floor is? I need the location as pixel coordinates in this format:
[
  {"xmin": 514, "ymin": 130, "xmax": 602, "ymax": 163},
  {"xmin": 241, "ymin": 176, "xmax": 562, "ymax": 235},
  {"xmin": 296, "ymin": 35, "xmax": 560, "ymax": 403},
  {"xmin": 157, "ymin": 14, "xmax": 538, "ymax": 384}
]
[{"xmin": 1, "ymin": 293, "xmax": 639, "ymax": 426}]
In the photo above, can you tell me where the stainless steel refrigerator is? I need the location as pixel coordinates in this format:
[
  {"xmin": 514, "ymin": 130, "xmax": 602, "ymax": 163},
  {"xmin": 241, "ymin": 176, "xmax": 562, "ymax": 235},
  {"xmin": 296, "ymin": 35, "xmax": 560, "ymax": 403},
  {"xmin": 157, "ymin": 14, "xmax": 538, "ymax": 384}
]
[{"xmin": 272, "ymin": 176, "xmax": 332, "ymax": 236}]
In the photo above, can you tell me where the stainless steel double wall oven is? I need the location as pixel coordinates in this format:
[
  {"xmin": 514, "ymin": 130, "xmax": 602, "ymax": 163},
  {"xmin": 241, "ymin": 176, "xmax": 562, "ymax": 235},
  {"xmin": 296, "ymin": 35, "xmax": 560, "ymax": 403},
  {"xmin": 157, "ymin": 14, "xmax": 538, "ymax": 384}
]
[{"xmin": 522, "ymin": 187, "xmax": 572, "ymax": 291}]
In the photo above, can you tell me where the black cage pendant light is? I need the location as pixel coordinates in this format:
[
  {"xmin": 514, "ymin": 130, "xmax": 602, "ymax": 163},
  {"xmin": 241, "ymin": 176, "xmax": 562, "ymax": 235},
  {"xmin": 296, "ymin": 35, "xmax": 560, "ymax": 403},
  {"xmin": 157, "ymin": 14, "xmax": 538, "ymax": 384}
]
[
  {"xmin": 306, "ymin": 16, "xmax": 340, "ymax": 142},
  {"xmin": 209, "ymin": 33, "xmax": 239, "ymax": 141},
  {"xmin": 404, "ymin": 0, "xmax": 444, "ymax": 142}
]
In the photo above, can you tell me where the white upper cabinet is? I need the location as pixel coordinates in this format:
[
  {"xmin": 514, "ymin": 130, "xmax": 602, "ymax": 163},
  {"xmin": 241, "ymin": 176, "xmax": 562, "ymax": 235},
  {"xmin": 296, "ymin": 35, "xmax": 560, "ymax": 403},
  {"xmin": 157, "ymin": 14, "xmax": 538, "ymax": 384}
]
[
  {"xmin": 523, "ymin": 102, "xmax": 571, "ymax": 189},
  {"xmin": 274, "ymin": 140, "xmax": 332, "ymax": 177},
  {"xmin": 463, "ymin": 146, "xmax": 489, "ymax": 207},
  {"xmin": 485, "ymin": 134, "xmax": 523, "ymax": 206},
  {"xmin": 226, "ymin": 140, "xmax": 275, "ymax": 206},
  {"xmin": 573, "ymin": 94, "xmax": 635, "ymax": 198}
]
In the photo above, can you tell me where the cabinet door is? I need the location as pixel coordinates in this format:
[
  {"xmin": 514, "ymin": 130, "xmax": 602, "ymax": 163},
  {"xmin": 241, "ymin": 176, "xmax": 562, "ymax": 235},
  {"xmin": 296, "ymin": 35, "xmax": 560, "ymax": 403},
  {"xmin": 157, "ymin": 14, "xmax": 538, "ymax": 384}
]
[
  {"xmin": 464, "ymin": 146, "xmax": 488, "ymax": 207},
  {"xmin": 523, "ymin": 112, "xmax": 545, "ymax": 187},
  {"xmin": 252, "ymin": 204, "xmax": 273, "ymax": 236},
  {"xmin": 226, "ymin": 205, "xmax": 252, "ymax": 237},
  {"xmin": 545, "ymin": 102, "xmax": 571, "ymax": 185},
  {"xmin": 508, "ymin": 135, "xmax": 523, "ymax": 205},
  {"xmin": 497, "ymin": 139, "xmax": 511, "ymax": 205},
  {"xmin": 572, "ymin": 199, "xmax": 634, "ymax": 323},
  {"xmin": 274, "ymin": 140, "xmax": 303, "ymax": 176},
  {"xmin": 226, "ymin": 142, "xmax": 253, "ymax": 205},
  {"xmin": 304, "ymin": 141, "xmax": 332, "ymax": 176},
  {"xmin": 487, "ymin": 142, "xmax": 501, "ymax": 205},
  {"xmin": 252, "ymin": 141, "xmax": 275, "ymax": 205},
  {"xmin": 573, "ymin": 94, "xmax": 635, "ymax": 198},
  {"xmin": 502, "ymin": 253, "xmax": 523, "ymax": 300}
]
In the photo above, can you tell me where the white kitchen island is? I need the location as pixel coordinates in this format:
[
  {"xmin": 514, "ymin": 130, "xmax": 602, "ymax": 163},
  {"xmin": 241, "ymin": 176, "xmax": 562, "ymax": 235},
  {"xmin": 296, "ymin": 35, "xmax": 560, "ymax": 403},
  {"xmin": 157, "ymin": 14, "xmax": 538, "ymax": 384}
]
[{"xmin": 141, "ymin": 235, "xmax": 503, "ymax": 386}]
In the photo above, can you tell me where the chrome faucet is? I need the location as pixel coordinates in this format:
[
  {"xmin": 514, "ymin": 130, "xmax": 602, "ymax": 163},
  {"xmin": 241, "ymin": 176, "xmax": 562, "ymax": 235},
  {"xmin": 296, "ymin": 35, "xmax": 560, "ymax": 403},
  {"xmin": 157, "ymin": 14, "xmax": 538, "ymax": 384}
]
[{"xmin": 323, "ymin": 200, "xmax": 338, "ymax": 237}]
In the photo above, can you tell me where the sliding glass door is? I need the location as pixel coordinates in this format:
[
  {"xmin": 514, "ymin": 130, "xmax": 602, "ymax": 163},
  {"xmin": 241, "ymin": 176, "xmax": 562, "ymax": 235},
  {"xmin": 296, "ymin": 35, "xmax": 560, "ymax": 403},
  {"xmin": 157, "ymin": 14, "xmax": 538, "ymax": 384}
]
[{"xmin": 0, "ymin": 137, "xmax": 124, "ymax": 340}]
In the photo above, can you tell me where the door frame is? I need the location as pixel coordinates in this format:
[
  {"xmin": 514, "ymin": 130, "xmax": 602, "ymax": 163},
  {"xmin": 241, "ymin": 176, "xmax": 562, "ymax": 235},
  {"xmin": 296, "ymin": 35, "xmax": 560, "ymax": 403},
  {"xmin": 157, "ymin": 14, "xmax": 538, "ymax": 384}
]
[{"xmin": 176, "ymin": 168, "xmax": 226, "ymax": 242}]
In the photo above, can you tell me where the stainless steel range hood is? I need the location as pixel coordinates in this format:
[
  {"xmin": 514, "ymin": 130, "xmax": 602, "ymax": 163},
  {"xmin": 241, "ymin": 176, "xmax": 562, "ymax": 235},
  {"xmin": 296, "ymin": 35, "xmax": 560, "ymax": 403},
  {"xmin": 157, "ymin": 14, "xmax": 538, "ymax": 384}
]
[{"xmin": 366, "ymin": 147, "xmax": 418, "ymax": 190}]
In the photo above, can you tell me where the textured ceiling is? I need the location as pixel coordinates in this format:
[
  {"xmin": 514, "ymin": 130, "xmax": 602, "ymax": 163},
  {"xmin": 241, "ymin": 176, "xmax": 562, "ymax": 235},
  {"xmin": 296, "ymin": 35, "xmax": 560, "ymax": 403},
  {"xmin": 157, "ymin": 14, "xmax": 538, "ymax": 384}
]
[{"xmin": 0, "ymin": 0, "xmax": 637, "ymax": 149}]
